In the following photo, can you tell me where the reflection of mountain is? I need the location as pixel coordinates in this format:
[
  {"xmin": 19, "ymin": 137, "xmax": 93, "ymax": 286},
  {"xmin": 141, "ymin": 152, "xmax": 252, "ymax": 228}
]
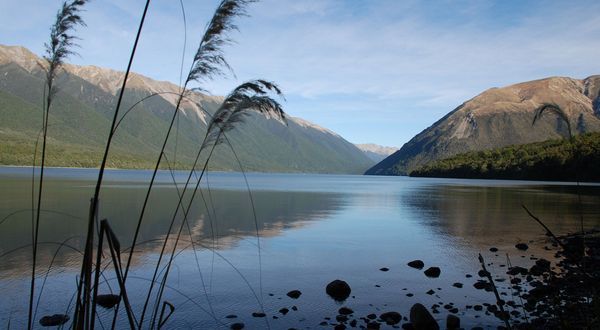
[
  {"xmin": 0, "ymin": 175, "xmax": 343, "ymax": 272},
  {"xmin": 402, "ymin": 184, "xmax": 600, "ymax": 248}
]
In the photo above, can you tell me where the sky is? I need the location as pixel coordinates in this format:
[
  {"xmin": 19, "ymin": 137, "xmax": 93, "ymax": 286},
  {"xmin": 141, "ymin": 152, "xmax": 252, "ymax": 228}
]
[{"xmin": 1, "ymin": 0, "xmax": 599, "ymax": 148}]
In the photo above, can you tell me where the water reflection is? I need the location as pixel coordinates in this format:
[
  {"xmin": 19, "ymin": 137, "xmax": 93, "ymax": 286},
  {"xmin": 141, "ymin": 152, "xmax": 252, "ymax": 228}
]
[
  {"xmin": 0, "ymin": 174, "xmax": 344, "ymax": 273},
  {"xmin": 403, "ymin": 183, "xmax": 600, "ymax": 249}
]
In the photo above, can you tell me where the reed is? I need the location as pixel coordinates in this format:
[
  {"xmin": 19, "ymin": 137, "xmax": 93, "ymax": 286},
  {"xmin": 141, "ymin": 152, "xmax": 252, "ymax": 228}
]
[
  {"xmin": 29, "ymin": 1, "xmax": 88, "ymax": 329},
  {"xmin": 17, "ymin": 0, "xmax": 286, "ymax": 327}
]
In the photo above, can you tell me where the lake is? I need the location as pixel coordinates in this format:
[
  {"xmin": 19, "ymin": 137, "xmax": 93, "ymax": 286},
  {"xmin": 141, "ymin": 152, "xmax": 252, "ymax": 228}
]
[{"xmin": 1, "ymin": 167, "xmax": 599, "ymax": 329}]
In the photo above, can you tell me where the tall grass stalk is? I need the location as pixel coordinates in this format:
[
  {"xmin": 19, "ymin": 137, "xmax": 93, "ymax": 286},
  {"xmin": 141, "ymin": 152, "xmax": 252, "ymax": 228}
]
[
  {"xmin": 71, "ymin": 0, "xmax": 150, "ymax": 328},
  {"xmin": 114, "ymin": 0, "xmax": 256, "ymax": 326},
  {"xmin": 146, "ymin": 81, "xmax": 284, "ymax": 328},
  {"xmin": 29, "ymin": 1, "xmax": 88, "ymax": 329}
]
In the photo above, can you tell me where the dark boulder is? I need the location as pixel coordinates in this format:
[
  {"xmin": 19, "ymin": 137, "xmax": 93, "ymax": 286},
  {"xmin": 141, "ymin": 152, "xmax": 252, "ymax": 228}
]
[
  {"xmin": 380, "ymin": 311, "xmax": 401, "ymax": 325},
  {"xmin": 39, "ymin": 314, "xmax": 70, "ymax": 327},
  {"xmin": 515, "ymin": 243, "xmax": 529, "ymax": 251},
  {"xmin": 96, "ymin": 293, "xmax": 120, "ymax": 309},
  {"xmin": 446, "ymin": 314, "xmax": 460, "ymax": 329},
  {"xmin": 409, "ymin": 303, "xmax": 439, "ymax": 330},
  {"xmin": 507, "ymin": 266, "xmax": 528, "ymax": 276},
  {"xmin": 326, "ymin": 279, "xmax": 351, "ymax": 301},
  {"xmin": 338, "ymin": 307, "xmax": 354, "ymax": 315},
  {"xmin": 230, "ymin": 323, "xmax": 244, "ymax": 330},
  {"xmin": 424, "ymin": 267, "xmax": 441, "ymax": 278},
  {"xmin": 407, "ymin": 260, "xmax": 425, "ymax": 269},
  {"xmin": 286, "ymin": 290, "xmax": 302, "ymax": 299}
]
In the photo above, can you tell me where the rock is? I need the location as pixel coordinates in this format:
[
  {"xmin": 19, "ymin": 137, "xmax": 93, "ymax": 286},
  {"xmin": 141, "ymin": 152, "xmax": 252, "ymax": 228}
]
[
  {"xmin": 426, "ymin": 289, "xmax": 435, "ymax": 295},
  {"xmin": 291, "ymin": 306, "xmax": 298, "ymax": 311},
  {"xmin": 408, "ymin": 260, "xmax": 425, "ymax": 269},
  {"xmin": 225, "ymin": 314, "xmax": 237, "ymax": 319},
  {"xmin": 350, "ymin": 319, "xmax": 357, "ymax": 327},
  {"xmin": 366, "ymin": 321, "xmax": 381, "ymax": 329},
  {"xmin": 336, "ymin": 314, "xmax": 348, "ymax": 322},
  {"xmin": 339, "ymin": 307, "xmax": 354, "ymax": 315},
  {"xmin": 446, "ymin": 314, "xmax": 460, "ymax": 329},
  {"xmin": 380, "ymin": 267, "xmax": 390, "ymax": 272},
  {"xmin": 279, "ymin": 308, "xmax": 289, "ymax": 315},
  {"xmin": 367, "ymin": 313, "xmax": 377, "ymax": 320},
  {"xmin": 424, "ymin": 267, "xmax": 441, "ymax": 278},
  {"xmin": 507, "ymin": 266, "xmax": 528, "ymax": 276},
  {"xmin": 380, "ymin": 311, "xmax": 401, "ymax": 325},
  {"xmin": 252, "ymin": 312, "xmax": 266, "ymax": 318},
  {"xmin": 452, "ymin": 282, "xmax": 463, "ymax": 288},
  {"xmin": 473, "ymin": 305, "xmax": 483, "ymax": 311},
  {"xmin": 286, "ymin": 290, "xmax": 302, "ymax": 299},
  {"xmin": 473, "ymin": 280, "xmax": 493, "ymax": 291},
  {"xmin": 96, "ymin": 294, "xmax": 120, "ymax": 309},
  {"xmin": 409, "ymin": 303, "xmax": 439, "ymax": 330},
  {"xmin": 489, "ymin": 247, "xmax": 498, "ymax": 252},
  {"xmin": 39, "ymin": 314, "xmax": 70, "ymax": 327},
  {"xmin": 334, "ymin": 324, "xmax": 346, "ymax": 330},
  {"xmin": 326, "ymin": 279, "xmax": 351, "ymax": 301},
  {"xmin": 478, "ymin": 270, "xmax": 490, "ymax": 277},
  {"xmin": 402, "ymin": 323, "xmax": 415, "ymax": 330},
  {"xmin": 515, "ymin": 243, "xmax": 529, "ymax": 251},
  {"xmin": 230, "ymin": 323, "xmax": 244, "ymax": 330}
]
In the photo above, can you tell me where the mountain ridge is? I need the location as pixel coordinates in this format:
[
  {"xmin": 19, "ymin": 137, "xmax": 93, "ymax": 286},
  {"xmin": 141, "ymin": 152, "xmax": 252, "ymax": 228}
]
[
  {"xmin": 0, "ymin": 44, "xmax": 374, "ymax": 174},
  {"xmin": 366, "ymin": 75, "xmax": 600, "ymax": 175}
]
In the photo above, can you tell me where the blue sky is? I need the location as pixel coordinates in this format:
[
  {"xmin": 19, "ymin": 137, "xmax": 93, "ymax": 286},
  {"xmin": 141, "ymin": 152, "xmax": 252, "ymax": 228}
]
[{"xmin": 1, "ymin": 0, "xmax": 599, "ymax": 148}]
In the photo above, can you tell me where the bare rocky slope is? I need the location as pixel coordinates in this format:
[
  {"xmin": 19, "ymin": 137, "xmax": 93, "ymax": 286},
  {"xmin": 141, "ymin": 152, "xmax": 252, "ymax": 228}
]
[{"xmin": 366, "ymin": 75, "xmax": 600, "ymax": 175}]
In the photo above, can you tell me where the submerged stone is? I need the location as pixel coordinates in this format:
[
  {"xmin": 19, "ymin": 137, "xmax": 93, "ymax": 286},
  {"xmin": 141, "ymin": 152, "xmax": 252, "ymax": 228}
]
[
  {"xmin": 338, "ymin": 307, "xmax": 354, "ymax": 315},
  {"xmin": 286, "ymin": 290, "xmax": 302, "ymax": 299},
  {"xmin": 230, "ymin": 323, "xmax": 244, "ymax": 330},
  {"xmin": 515, "ymin": 243, "xmax": 529, "ymax": 251},
  {"xmin": 424, "ymin": 267, "xmax": 441, "ymax": 278},
  {"xmin": 380, "ymin": 311, "xmax": 401, "ymax": 325},
  {"xmin": 39, "ymin": 314, "xmax": 69, "ymax": 327},
  {"xmin": 96, "ymin": 293, "xmax": 120, "ymax": 309},
  {"xmin": 407, "ymin": 260, "xmax": 425, "ymax": 269}
]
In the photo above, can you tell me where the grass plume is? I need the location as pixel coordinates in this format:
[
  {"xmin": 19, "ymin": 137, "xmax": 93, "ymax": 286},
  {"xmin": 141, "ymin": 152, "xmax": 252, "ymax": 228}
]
[{"xmin": 30, "ymin": 1, "xmax": 88, "ymax": 329}]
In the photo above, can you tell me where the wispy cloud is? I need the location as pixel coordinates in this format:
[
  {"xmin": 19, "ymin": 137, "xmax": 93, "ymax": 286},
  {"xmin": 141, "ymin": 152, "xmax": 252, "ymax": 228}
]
[{"xmin": 1, "ymin": 0, "xmax": 599, "ymax": 146}]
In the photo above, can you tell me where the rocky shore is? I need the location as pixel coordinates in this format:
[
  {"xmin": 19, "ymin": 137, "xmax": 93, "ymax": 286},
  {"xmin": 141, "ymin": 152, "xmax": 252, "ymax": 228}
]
[{"xmin": 222, "ymin": 230, "xmax": 599, "ymax": 330}]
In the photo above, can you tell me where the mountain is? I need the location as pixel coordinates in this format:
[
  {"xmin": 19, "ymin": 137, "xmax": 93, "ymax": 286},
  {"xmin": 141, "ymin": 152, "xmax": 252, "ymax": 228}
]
[
  {"xmin": 366, "ymin": 75, "xmax": 600, "ymax": 175},
  {"xmin": 355, "ymin": 143, "xmax": 397, "ymax": 162},
  {"xmin": 0, "ymin": 44, "xmax": 374, "ymax": 174}
]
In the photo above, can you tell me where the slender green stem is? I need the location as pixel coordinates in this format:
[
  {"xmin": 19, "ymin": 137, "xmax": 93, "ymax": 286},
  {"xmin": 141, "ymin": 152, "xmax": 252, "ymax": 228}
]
[{"xmin": 74, "ymin": 1, "xmax": 151, "ymax": 328}]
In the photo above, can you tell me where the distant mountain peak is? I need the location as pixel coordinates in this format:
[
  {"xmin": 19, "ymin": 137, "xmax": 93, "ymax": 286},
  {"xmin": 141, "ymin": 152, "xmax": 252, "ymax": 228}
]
[{"xmin": 355, "ymin": 143, "xmax": 397, "ymax": 162}]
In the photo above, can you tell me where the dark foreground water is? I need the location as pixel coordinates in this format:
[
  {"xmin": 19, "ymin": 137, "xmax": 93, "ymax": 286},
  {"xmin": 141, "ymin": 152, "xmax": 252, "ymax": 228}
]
[{"xmin": 1, "ymin": 167, "xmax": 599, "ymax": 329}]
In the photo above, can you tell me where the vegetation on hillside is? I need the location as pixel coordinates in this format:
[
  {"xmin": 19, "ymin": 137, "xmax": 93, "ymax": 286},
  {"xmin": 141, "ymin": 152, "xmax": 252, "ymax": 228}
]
[{"xmin": 410, "ymin": 132, "xmax": 600, "ymax": 182}]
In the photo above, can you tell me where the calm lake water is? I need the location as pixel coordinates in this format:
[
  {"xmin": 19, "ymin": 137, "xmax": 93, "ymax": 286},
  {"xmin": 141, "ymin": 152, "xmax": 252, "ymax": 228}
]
[{"xmin": 1, "ymin": 167, "xmax": 599, "ymax": 329}]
